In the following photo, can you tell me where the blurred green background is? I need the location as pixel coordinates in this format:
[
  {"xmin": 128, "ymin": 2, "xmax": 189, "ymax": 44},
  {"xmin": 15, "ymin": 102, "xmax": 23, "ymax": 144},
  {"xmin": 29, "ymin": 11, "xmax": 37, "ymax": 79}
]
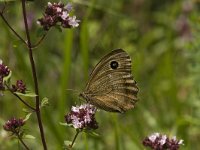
[{"xmin": 0, "ymin": 0, "xmax": 199, "ymax": 149}]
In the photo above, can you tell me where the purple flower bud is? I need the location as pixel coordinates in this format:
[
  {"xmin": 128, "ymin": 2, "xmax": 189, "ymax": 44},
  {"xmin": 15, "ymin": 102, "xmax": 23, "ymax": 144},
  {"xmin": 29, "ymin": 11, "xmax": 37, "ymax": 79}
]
[
  {"xmin": 12, "ymin": 80, "xmax": 26, "ymax": 93},
  {"xmin": 65, "ymin": 104, "xmax": 98, "ymax": 130},
  {"xmin": 3, "ymin": 118, "xmax": 25, "ymax": 133},
  {"xmin": 0, "ymin": 60, "xmax": 10, "ymax": 77}
]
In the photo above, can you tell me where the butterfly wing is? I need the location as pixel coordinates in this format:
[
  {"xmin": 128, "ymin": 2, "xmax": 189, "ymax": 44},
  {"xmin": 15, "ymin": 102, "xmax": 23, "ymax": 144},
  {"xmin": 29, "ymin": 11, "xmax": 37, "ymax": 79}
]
[{"xmin": 80, "ymin": 49, "xmax": 139, "ymax": 112}]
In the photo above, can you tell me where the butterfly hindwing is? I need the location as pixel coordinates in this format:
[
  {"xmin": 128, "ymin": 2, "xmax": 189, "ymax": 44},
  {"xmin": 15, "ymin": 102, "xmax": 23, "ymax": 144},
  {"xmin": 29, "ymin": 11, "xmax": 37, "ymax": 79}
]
[{"xmin": 80, "ymin": 49, "xmax": 139, "ymax": 112}]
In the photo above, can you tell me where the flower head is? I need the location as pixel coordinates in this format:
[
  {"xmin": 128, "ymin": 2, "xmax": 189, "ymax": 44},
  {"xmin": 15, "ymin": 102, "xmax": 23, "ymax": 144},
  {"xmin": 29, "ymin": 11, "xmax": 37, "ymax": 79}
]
[
  {"xmin": 12, "ymin": 80, "xmax": 26, "ymax": 93},
  {"xmin": 166, "ymin": 136, "xmax": 184, "ymax": 150},
  {"xmin": 37, "ymin": 2, "xmax": 80, "ymax": 31},
  {"xmin": 0, "ymin": 60, "xmax": 10, "ymax": 91},
  {"xmin": 65, "ymin": 104, "xmax": 98, "ymax": 130},
  {"xmin": 3, "ymin": 118, "xmax": 25, "ymax": 133},
  {"xmin": 143, "ymin": 133, "xmax": 184, "ymax": 150},
  {"xmin": 0, "ymin": 60, "xmax": 10, "ymax": 77}
]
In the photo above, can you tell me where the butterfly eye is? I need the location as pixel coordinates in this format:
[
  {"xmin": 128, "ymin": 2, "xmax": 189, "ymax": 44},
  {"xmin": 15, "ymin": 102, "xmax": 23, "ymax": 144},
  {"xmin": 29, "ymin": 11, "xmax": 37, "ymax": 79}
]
[{"xmin": 110, "ymin": 61, "xmax": 119, "ymax": 69}]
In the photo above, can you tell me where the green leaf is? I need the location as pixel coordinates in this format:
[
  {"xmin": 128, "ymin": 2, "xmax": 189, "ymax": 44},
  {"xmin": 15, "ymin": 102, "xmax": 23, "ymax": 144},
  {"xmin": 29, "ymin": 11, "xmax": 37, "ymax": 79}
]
[
  {"xmin": 83, "ymin": 130, "xmax": 99, "ymax": 137},
  {"xmin": 23, "ymin": 113, "xmax": 32, "ymax": 122},
  {"xmin": 41, "ymin": 97, "xmax": 49, "ymax": 108},
  {"xmin": 64, "ymin": 140, "xmax": 73, "ymax": 148},
  {"xmin": 22, "ymin": 108, "xmax": 31, "ymax": 113},
  {"xmin": 59, "ymin": 122, "xmax": 73, "ymax": 127},
  {"xmin": 15, "ymin": 91, "xmax": 37, "ymax": 97},
  {"xmin": 3, "ymin": 71, "xmax": 12, "ymax": 83},
  {"xmin": 59, "ymin": 122, "xmax": 68, "ymax": 126},
  {"xmin": 23, "ymin": 134, "xmax": 35, "ymax": 139},
  {"xmin": 55, "ymin": 25, "xmax": 62, "ymax": 32}
]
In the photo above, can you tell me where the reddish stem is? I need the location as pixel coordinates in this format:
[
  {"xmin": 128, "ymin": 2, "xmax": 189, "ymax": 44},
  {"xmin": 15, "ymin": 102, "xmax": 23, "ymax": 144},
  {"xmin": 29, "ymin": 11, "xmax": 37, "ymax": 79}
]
[
  {"xmin": 21, "ymin": 0, "xmax": 47, "ymax": 149},
  {"xmin": 17, "ymin": 133, "xmax": 30, "ymax": 150},
  {"xmin": 5, "ymin": 83, "xmax": 36, "ymax": 111},
  {"xmin": 0, "ymin": 13, "xmax": 27, "ymax": 45},
  {"xmin": 32, "ymin": 33, "xmax": 47, "ymax": 49}
]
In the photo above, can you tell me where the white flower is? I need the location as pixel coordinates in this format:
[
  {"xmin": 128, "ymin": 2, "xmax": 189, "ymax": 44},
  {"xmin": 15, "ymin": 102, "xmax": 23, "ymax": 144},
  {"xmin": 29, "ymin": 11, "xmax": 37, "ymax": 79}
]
[
  {"xmin": 0, "ymin": 59, "xmax": 2, "ymax": 65},
  {"xmin": 36, "ymin": 21, "xmax": 41, "ymax": 25},
  {"xmin": 178, "ymin": 139, "xmax": 184, "ymax": 145},
  {"xmin": 84, "ymin": 113, "xmax": 92, "ymax": 123},
  {"xmin": 71, "ymin": 106, "xmax": 80, "ymax": 112},
  {"xmin": 72, "ymin": 117, "xmax": 82, "ymax": 129},
  {"xmin": 159, "ymin": 135, "xmax": 167, "ymax": 145},
  {"xmin": 68, "ymin": 16, "xmax": 80, "ymax": 28},
  {"xmin": 172, "ymin": 136, "xmax": 184, "ymax": 145},
  {"xmin": 47, "ymin": 2, "xmax": 52, "ymax": 7},
  {"xmin": 61, "ymin": 11, "xmax": 69, "ymax": 20},
  {"xmin": 56, "ymin": 7, "xmax": 62, "ymax": 13},
  {"xmin": 149, "ymin": 133, "xmax": 159, "ymax": 142},
  {"xmin": 65, "ymin": 3, "xmax": 73, "ymax": 12},
  {"xmin": 172, "ymin": 136, "xmax": 177, "ymax": 140}
]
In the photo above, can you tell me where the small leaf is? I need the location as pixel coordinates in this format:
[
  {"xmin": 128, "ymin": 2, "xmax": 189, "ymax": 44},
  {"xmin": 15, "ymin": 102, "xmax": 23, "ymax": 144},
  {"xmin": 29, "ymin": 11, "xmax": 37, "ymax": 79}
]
[
  {"xmin": 83, "ymin": 130, "xmax": 99, "ymax": 137},
  {"xmin": 41, "ymin": 97, "xmax": 49, "ymax": 108},
  {"xmin": 3, "ymin": 71, "xmax": 12, "ymax": 83},
  {"xmin": 22, "ymin": 108, "xmax": 30, "ymax": 113},
  {"xmin": 59, "ymin": 122, "xmax": 73, "ymax": 127},
  {"xmin": 15, "ymin": 91, "xmax": 37, "ymax": 97},
  {"xmin": 88, "ymin": 131, "xmax": 99, "ymax": 137},
  {"xmin": 23, "ymin": 134, "xmax": 35, "ymax": 139},
  {"xmin": 23, "ymin": 113, "xmax": 32, "ymax": 122},
  {"xmin": 64, "ymin": 140, "xmax": 73, "ymax": 148},
  {"xmin": 55, "ymin": 25, "xmax": 62, "ymax": 32}
]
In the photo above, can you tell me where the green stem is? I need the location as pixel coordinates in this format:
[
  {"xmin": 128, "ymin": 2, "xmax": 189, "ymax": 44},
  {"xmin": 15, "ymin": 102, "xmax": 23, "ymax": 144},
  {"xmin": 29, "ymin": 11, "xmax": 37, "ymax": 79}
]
[
  {"xmin": 5, "ymin": 83, "xmax": 35, "ymax": 111},
  {"xmin": 16, "ymin": 133, "xmax": 30, "ymax": 150},
  {"xmin": 69, "ymin": 130, "xmax": 80, "ymax": 148}
]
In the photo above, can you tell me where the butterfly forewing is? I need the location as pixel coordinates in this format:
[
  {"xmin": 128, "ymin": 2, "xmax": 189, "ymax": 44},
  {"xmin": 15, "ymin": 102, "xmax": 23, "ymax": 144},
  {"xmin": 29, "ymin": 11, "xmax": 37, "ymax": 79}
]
[{"xmin": 80, "ymin": 49, "xmax": 139, "ymax": 113}]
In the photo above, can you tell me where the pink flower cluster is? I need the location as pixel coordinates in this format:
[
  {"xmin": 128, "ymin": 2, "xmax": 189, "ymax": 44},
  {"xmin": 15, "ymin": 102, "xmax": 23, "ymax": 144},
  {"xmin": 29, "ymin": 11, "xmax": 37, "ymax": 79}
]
[
  {"xmin": 143, "ymin": 133, "xmax": 184, "ymax": 150},
  {"xmin": 3, "ymin": 118, "xmax": 25, "ymax": 133},
  {"xmin": 37, "ymin": 2, "xmax": 80, "ymax": 31},
  {"xmin": 65, "ymin": 104, "xmax": 98, "ymax": 130},
  {"xmin": 12, "ymin": 80, "xmax": 26, "ymax": 93}
]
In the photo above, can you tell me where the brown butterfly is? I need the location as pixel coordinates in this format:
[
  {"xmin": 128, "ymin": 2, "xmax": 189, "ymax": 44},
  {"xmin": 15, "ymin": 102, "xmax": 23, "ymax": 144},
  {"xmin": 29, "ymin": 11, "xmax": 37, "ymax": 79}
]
[{"xmin": 80, "ymin": 49, "xmax": 139, "ymax": 113}]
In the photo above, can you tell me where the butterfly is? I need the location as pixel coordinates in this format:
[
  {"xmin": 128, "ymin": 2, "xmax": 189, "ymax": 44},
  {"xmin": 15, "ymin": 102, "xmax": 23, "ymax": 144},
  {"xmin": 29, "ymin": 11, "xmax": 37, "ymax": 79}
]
[{"xmin": 79, "ymin": 49, "xmax": 139, "ymax": 113}]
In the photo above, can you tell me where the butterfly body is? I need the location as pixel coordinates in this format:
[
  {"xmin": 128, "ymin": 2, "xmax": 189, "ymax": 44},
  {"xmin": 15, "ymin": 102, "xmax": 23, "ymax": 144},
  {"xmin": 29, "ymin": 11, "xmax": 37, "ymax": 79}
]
[{"xmin": 80, "ymin": 49, "xmax": 138, "ymax": 113}]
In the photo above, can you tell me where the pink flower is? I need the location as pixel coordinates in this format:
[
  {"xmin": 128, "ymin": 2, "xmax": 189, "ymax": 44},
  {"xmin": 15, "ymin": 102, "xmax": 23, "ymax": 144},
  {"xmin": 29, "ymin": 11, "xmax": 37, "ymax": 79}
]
[
  {"xmin": 143, "ymin": 133, "xmax": 184, "ymax": 150},
  {"xmin": 37, "ymin": 2, "xmax": 80, "ymax": 31},
  {"xmin": 65, "ymin": 104, "xmax": 98, "ymax": 130}
]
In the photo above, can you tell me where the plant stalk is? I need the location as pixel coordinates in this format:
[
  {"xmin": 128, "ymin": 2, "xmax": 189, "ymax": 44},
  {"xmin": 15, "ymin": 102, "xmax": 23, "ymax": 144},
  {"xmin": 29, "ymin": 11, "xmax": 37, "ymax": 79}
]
[{"xmin": 21, "ymin": 0, "xmax": 47, "ymax": 149}]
